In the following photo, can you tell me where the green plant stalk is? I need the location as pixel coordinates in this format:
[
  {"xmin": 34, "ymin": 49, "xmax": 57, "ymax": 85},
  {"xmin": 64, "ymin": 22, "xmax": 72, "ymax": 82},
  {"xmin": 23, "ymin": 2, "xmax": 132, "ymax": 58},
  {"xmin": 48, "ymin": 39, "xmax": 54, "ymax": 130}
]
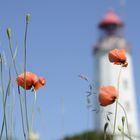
[
  {"xmin": 118, "ymin": 102, "xmax": 131, "ymax": 139},
  {"xmin": 113, "ymin": 100, "xmax": 118, "ymax": 136},
  {"xmin": 8, "ymin": 37, "xmax": 26, "ymax": 139},
  {"xmin": 18, "ymin": 86, "xmax": 26, "ymax": 139},
  {"xmin": 121, "ymin": 132, "xmax": 133, "ymax": 140},
  {"xmin": 113, "ymin": 67, "xmax": 122, "ymax": 137},
  {"xmin": 8, "ymin": 39, "xmax": 18, "ymax": 76},
  {"xmin": 9, "ymin": 89, "xmax": 13, "ymax": 140},
  {"xmin": 30, "ymin": 89, "xmax": 37, "ymax": 131},
  {"xmin": 6, "ymin": 70, "xmax": 12, "ymax": 140},
  {"xmin": 0, "ymin": 116, "xmax": 5, "ymax": 140},
  {"xmin": 0, "ymin": 56, "xmax": 8, "ymax": 140},
  {"xmin": 122, "ymin": 118, "xmax": 124, "ymax": 140},
  {"xmin": 24, "ymin": 21, "xmax": 29, "ymax": 133}
]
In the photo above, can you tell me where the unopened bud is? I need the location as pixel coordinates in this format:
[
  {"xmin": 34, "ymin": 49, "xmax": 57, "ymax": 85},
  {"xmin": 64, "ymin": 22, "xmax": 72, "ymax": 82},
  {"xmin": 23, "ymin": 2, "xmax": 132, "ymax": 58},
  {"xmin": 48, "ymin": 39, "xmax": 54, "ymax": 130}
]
[
  {"xmin": 7, "ymin": 28, "xmax": 12, "ymax": 40},
  {"xmin": 26, "ymin": 14, "xmax": 30, "ymax": 24},
  {"xmin": 118, "ymin": 125, "xmax": 122, "ymax": 132},
  {"xmin": 122, "ymin": 116, "xmax": 125, "ymax": 125}
]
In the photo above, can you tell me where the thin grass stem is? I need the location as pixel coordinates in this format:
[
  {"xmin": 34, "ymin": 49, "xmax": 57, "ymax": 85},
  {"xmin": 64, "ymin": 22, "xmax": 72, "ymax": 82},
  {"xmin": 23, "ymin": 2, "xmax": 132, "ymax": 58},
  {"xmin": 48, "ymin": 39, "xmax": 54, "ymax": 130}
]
[
  {"xmin": 113, "ymin": 67, "xmax": 122, "ymax": 137},
  {"xmin": 24, "ymin": 20, "xmax": 29, "ymax": 134},
  {"xmin": 122, "ymin": 123, "xmax": 124, "ymax": 140},
  {"xmin": 0, "ymin": 55, "xmax": 8, "ymax": 140},
  {"xmin": 8, "ymin": 39, "xmax": 18, "ymax": 76},
  {"xmin": 6, "ymin": 70, "xmax": 12, "ymax": 140},
  {"xmin": 0, "ymin": 116, "xmax": 5, "ymax": 140},
  {"xmin": 30, "ymin": 89, "xmax": 37, "ymax": 131},
  {"xmin": 122, "ymin": 132, "xmax": 133, "ymax": 140},
  {"xmin": 18, "ymin": 86, "xmax": 26, "ymax": 139},
  {"xmin": 7, "ymin": 35, "xmax": 26, "ymax": 140},
  {"xmin": 118, "ymin": 102, "xmax": 131, "ymax": 138}
]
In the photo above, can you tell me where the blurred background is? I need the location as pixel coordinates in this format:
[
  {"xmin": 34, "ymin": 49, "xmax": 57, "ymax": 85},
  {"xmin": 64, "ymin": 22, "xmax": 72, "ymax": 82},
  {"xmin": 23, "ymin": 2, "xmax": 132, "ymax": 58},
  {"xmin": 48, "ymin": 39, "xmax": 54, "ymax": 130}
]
[{"xmin": 0, "ymin": 0, "xmax": 140, "ymax": 140}]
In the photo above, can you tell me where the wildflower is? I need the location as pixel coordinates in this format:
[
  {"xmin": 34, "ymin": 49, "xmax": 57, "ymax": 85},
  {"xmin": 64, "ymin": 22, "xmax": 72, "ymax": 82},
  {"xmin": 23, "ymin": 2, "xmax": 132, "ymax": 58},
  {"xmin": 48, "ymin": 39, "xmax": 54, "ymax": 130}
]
[
  {"xmin": 16, "ymin": 72, "xmax": 46, "ymax": 91},
  {"xmin": 34, "ymin": 77, "xmax": 46, "ymax": 91},
  {"xmin": 108, "ymin": 48, "xmax": 128, "ymax": 67},
  {"xmin": 99, "ymin": 86, "xmax": 119, "ymax": 106}
]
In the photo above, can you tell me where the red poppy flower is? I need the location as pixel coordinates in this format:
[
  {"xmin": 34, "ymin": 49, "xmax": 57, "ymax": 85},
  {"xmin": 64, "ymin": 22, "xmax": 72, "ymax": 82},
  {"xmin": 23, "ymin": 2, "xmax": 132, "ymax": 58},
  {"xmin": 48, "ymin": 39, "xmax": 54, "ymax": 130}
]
[
  {"xmin": 16, "ymin": 72, "xmax": 46, "ymax": 91},
  {"xmin": 34, "ymin": 77, "xmax": 46, "ymax": 91},
  {"xmin": 98, "ymin": 86, "xmax": 119, "ymax": 106},
  {"xmin": 108, "ymin": 48, "xmax": 128, "ymax": 67}
]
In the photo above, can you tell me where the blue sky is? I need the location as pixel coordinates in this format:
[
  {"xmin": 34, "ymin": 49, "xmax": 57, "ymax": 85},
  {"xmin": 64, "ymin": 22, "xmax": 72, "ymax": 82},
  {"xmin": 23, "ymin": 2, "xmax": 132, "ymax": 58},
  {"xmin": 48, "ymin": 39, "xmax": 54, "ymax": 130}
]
[{"xmin": 0, "ymin": 0, "xmax": 140, "ymax": 140}]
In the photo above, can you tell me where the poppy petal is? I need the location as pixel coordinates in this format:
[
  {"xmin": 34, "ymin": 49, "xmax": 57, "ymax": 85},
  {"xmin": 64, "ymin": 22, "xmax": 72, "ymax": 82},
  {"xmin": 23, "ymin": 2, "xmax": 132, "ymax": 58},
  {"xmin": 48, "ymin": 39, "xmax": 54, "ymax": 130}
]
[
  {"xmin": 99, "ymin": 86, "xmax": 119, "ymax": 107},
  {"xmin": 16, "ymin": 72, "xmax": 38, "ymax": 90},
  {"xmin": 108, "ymin": 48, "xmax": 127, "ymax": 66}
]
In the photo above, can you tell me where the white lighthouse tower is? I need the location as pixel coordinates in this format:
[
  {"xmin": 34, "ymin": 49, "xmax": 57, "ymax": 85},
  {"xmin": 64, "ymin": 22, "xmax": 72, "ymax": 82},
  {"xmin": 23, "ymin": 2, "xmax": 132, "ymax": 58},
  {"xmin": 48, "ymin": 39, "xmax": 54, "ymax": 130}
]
[{"xmin": 94, "ymin": 10, "xmax": 140, "ymax": 140}]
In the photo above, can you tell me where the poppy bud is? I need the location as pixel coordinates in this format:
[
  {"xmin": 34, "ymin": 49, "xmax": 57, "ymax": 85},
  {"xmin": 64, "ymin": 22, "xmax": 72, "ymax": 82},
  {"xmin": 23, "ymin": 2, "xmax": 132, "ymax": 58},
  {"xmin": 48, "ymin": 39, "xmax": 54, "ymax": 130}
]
[
  {"xmin": 118, "ymin": 125, "xmax": 122, "ymax": 132},
  {"xmin": 26, "ymin": 14, "xmax": 30, "ymax": 24},
  {"xmin": 122, "ymin": 116, "xmax": 125, "ymax": 126},
  {"xmin": 7, "ymin": 28, "xmax": 12, "ymax": 40},
  {"xmin": 99, "ymin": 86, "xmax": 119, "ymax": 106}
]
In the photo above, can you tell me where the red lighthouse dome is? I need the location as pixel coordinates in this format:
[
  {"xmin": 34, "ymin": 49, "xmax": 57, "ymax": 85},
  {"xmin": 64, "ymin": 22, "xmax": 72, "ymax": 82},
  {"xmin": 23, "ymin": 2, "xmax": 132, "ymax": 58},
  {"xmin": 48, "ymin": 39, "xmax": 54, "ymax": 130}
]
[{"xmin": 99, "ymin": 9, "xmax": 123, "ymax": 28}]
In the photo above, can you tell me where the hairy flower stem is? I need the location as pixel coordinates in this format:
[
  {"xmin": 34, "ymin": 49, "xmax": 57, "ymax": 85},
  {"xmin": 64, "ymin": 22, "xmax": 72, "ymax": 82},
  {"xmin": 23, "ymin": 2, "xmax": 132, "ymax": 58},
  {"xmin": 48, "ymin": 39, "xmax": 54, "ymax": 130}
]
[
  {"xmin": 8, "ymin": 36, "xmax": 26, "ymax": 140},
  {"xmin": 8, "ymin": 39, "xmax": 18, "ymax": 76},
  {"xmin": 0, "ymin": 116, "xmax": 5, "ymax": 140},
  {"xmin": 18, "ymin": 86, "xmax": 26, "ymax": 139},
  {"xmin": 0, "ymin": 56, "xmax": 8, "ymax": 140},
  {"xmin": 113, "ymin": 67, "xmax": 122, "ymax": 138},
  {"xmin": 122, "ymin": 123, "xmax": 124, "ymax": 140},
  {"xmin": 24, "ymin": 20, "xmax": 29, "ymax": 134},
  {"xmin": 113, "ymin": 100, "xmax": 118, "ymax": 135},
  {"xmin": 122, "ymin": 132, "xmax": 133, "ymax": 140},
  {"xmin": 30, "ymin": 89, "xmax": 37, "ymax": 131},
  {"xmin": 118, "ymin": 102, "xmax": 131, "ymax": 138}
]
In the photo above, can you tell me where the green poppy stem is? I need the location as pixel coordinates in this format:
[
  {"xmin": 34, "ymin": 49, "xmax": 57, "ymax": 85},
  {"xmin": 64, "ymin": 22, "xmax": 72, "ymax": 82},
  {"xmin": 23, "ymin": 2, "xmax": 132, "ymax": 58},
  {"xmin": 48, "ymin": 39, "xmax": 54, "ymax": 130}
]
[
  {"xmin": 18, "ymin": 86, "xmax": 26, "ymax": 139},
  {"xmin": 7, "ymin": 32, "xmax": 26, "ymax": 140},
  {"xmin": 24, "ymin": 20, "xmax": 29, "ymax": 134},
  {"xmin": 113, "ymin": 67, "xmax": 122, "ymax": 137},
  {"xmin": 118, "ymin": 102, "xmax": 131, "ymax": 138},
  {"xmin": 0, "ymin": 116, "xmax": 5, "ymax": 140},
  {"xmin": 0, "ymin": 55, "xmax": 8, "ymax": 140},
  {"xmin": 30, "ymin": 89, "xmax": 37, "ymax": 131}
]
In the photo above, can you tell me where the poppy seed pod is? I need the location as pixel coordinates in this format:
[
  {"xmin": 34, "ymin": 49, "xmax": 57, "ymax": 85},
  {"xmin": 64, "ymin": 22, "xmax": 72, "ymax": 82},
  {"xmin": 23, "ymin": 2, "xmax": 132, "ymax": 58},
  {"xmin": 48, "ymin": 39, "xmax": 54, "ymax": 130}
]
[
  {"xmin": 99, "ymin": 86, "xmax": 119, "ymax": 106},
  {"xmin": 108, "ymin": 48, "xmax": 128, "ymax": 67}
]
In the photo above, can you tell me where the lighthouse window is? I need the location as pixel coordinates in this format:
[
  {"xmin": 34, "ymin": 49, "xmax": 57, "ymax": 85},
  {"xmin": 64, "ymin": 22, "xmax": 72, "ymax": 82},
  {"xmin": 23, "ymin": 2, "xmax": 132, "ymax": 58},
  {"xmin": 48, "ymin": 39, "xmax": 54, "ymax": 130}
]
[{"xmin": 123, "ymin": 79, "xmax": 128, "ymax": 89}]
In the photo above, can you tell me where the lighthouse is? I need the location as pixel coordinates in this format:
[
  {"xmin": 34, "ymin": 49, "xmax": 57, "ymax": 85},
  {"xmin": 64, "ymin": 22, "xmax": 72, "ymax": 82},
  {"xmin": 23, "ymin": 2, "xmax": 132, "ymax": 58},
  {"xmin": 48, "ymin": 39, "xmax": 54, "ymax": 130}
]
[{"xmin": 94, "ymin": 10, "xmax": 140, "ymax": 139}]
